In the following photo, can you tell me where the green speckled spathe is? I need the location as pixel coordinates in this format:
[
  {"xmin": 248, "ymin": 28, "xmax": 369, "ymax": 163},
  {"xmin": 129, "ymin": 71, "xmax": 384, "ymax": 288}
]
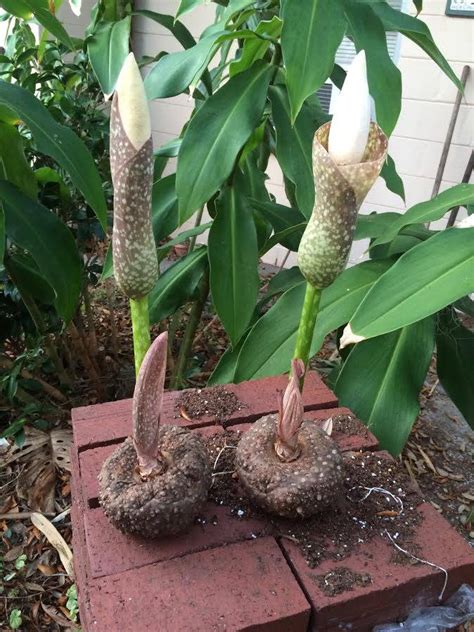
[{"xmin": 298, "ymin": 122, "xmax": 388, "ymax": 288}]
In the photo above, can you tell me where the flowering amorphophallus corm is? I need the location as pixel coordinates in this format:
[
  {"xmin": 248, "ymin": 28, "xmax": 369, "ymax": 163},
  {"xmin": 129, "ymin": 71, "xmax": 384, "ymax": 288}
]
[
  {"xmin": 294, "ymin": 51, "xmax": 388, "ymax": 371},
  {"xmin": 111, "ymin": 53, "xmax": 159, "ymax": 374},
  {"xmin": 235, "ymin": 359, "xmax": 343, "ymax": 518},
  {"xmin": 99, "ymin": 332, "xmax": 211, "ymax": 538}
]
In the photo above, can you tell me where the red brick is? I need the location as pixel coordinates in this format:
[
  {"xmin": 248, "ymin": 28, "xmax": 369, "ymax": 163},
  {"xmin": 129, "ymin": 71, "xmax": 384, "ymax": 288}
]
[
  {"xmin": 84, "ymin": 504, "xmax": 269, "ymax": 578},
  {"xmin": 72, "ymin": 371, "xmax": 337, "ymax": 451},
  {"xmin": 281, "ymin": 503, "xmax": 474, "ymax": 631},
  {"xmin": 305, "ymin": 407, "xmax": 379, "ymax": 452},
  {"xmin": 85, "ymin": 538, "xmax": 310, "ymax": 632}
]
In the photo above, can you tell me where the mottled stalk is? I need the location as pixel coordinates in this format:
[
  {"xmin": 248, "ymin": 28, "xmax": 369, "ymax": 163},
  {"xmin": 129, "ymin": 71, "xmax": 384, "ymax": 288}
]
[
  {"xmin": 132, "ymin": 331, "xmax": 168, "ymax": 479},
  {"xmin": 293, "ymin": 283, "xmax": 321, "ymax": 372},
  {"xmin": 110, "ymin": 54, "xmax": 159, "ymax": 373},
  {"xmin": 130, "ymin": 296, "xmax": 151, "ymax": 377}
]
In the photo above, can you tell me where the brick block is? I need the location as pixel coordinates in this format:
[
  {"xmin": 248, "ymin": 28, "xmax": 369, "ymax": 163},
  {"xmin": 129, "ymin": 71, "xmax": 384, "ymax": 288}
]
[
  {"xmin": 84, "ymin": 538, "xmax": 310, "ymax": 632},
  {"xmin": 72, "ymin": 371, "xmax": 337, "ymax": 452},
  {"xmin": 281, "ymin": 503, "xmax": 474, "ymax": 631}
]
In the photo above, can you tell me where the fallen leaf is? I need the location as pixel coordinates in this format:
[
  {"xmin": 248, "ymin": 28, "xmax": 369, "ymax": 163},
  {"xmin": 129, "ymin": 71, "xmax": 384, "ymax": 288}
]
[{"xmin": 31, "ymin": 513, "xmax": 74, "ymax": 579}]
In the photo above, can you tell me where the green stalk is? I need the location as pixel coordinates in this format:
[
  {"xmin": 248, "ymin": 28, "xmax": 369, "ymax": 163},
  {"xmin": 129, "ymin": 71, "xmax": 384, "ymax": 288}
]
[
  {"xmin": 293, "ymin": 282, "xmax": 322, "ymax": 376},
  {"xmin": 130, "ymin": 296, "xmax": 151, "ymax": 375}
]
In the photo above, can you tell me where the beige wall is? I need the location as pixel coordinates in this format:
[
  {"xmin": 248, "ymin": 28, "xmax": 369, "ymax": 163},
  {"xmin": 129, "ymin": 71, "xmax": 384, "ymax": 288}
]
[{"xmin": 60, "ymin": 1, "xmax": 473, "ymax": 266}]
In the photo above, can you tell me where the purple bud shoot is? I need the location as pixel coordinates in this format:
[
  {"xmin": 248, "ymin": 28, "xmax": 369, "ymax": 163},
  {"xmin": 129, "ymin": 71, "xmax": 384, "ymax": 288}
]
[{"xmin": 275, "ymin": 359, "xmax": 305, "ymax": 462}]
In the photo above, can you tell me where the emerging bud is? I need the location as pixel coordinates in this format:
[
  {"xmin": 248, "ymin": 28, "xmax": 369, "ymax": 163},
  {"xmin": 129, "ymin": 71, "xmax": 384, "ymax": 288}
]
[
  {"xmin": 275, "ymin": 359, "xmax": 305, "ymax": 462},
  {"xmin": 132, "ymin": 331, "xmax": 168, "ymax": 479},
  {"xmin": 111, "ymin": 53, "xmax": 159, "ymax": 299},
  {"xmin": 328, "ymin": 50, "xmax": 371, "ymax": 166}
]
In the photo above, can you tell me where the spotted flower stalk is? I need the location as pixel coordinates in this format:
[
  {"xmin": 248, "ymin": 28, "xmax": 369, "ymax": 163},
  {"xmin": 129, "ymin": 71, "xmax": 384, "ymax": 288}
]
[
  {"xmin": 110, "ymin": 53, "xmax": 159, "ymax": 374},
  {"xmin": 294, "ymin": 51, "xmax": 388, "ymax": 371}
]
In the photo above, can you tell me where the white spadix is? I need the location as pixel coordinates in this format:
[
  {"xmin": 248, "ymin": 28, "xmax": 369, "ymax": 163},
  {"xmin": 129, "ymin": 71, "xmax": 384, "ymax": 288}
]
[
  {"xmin": 115, "ymin": 53, "xmax": 151, "ymax": 151},
  {"xmin": 328, "ymin": 50, "xmax": 371, "ymax": 166}
]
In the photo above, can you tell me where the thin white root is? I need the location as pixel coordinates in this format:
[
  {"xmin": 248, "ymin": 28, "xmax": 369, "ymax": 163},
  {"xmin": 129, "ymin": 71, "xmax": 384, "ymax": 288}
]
[
  {"xmin": 384, "ymin": 530, "xmax": 448, "ymax": 601},
  {"xmin": 347, "ymin": 486, "xmax": 404, "ymax": 513}
]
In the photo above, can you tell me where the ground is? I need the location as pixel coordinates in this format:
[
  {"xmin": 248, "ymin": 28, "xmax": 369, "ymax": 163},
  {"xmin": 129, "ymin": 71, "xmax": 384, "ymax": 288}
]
[{"xmin": 0, "ymin": 274, "xmax": 472, "ymax": 631}]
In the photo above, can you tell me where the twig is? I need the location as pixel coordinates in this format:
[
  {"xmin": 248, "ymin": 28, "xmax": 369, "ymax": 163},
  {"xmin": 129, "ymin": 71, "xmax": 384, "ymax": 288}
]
[
  {"xmin": 384, "ymin": 530, "xmax": 448, "ymax": 601},
  {"xmin": 0, "ymin": 512, "xmax": 55, "ymax": 520}
]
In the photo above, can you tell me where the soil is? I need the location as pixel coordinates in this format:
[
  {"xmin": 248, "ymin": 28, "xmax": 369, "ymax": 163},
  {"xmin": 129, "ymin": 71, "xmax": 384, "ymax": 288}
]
[
  {"xmin": 205, "ymin": 430, "xmax": 422, "ymax": 570},
  {"xmin": 332, "ymin": 413, "xmax": 371, "ymax": 437},
  {"xmin": 175, "ymin": 386, "xmax": 245, "ymax": 423},
  {"xmin": 313, "ymin": 566, "xmax": 372, "ymax": 597}
]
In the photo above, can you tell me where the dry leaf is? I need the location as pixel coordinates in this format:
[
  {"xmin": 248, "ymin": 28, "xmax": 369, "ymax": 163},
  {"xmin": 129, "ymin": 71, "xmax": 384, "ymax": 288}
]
[
  {"xmin": 41, "ymin": 603, "xmax": 78, "ymax": 629},
  {"xmin": 321, "ymin": 417, "xmax": 333, "ymax": 436},
  {"xmin": 31, "ymin": 513, "xmax": 74, "ymax": 579}
]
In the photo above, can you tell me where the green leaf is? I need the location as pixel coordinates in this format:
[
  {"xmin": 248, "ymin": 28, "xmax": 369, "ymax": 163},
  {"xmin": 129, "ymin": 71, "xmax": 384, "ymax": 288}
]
[
  {"xmin": 335, "ymin": 317, "xmax": 435, "ymax": 455},
  {"xmin": 157, "ymin": 222, "xmax": 212, "ymax": 252},
  {"xmin": 7, "ymin": 253, "xmax": 56, "ymax": 304},
  {"xmin": 144, "ymin": 34, "xmax": 219, "ymax": 99},
  {"xmin": 268, "ymin": 84, "xmax": 317, "ymax": 218},
  {"xmin": 412, "ymin": 0, "xmax": 422, "ymax": 15},
  {"xmin": 0, "ymin": 181, "xmax": 81, "ymax": 323},
  {"xmin": 348, "ymin": 228, "xmax": 474, "ymax": 340},
  {"xmin": 380, "ymin": 155, "xmax": 405, "ymax": 202},
  {"xmin": 208, "ymin": 184, "xmax": 259, "ymax": 345},
  {"xmin": 354, "ymin": 211, "xmax": 402, "ymax": 240},
  {"xmin": 234, "ymin": 258, "xmax": 392, "ymax": 381},
  {"xmin": 208, "ymin": 332, "xmax": 249, "ymax": 386},
  {"xmin": 0, "ymin": 81, "xmax": 107, "ymax": 230},
  {"xmin": 0, "ymin": 121, "xmax": 37, "ymax": 199},
  {"xmin": 229, "ymin": 16, "xmax": 282, "ymax": 77},
  {"xmin": 436, "ymin": 309, "xmax": 474, "ymax": 428},
  {"xmin": 134, "ymin": 10, "xmax": 196, "ymax": 50},
  {"xmin": 372, "ymin": 183, "xmax": 474, "ymax": 248},
  {"xmin": 176, "ymin": 61, "xmax": 272, "ymax": 223},
  {"xmin": 148, "ymin": 247, "xmax": 208, "ymax": 323},
  {"xmin": 344, "ymin": 1, "xmax": 402, "ymax": 135},
  {"xmin": 453, "ymin": 295, "xmax": 474, "ymax": 318},
  {"xmin": 369, "ymin": 230, "xmax": 426, "ymax": 260},
  {"xmin": 9, "ymin": 609, "xmax": 22, "ymax": 630},
  {"xmin": 257, "ymin": 266, "xmax": 304, "ymax": 309},
  {"xmin": 87, "ymin": 16, "xmax": 131, "ymax": 95},
  {"xmin": 370, "ymin": 1, "xmax": 461, "ymax": 91},
  {"xmin": 175, "ymin": 0, "xmax": 203, "ymax": 20},
  {"xmin": 281, "ymin": 0, "xmax": 346, "ymax": 122},
  {"xmin": 100, "ymin": 243, "xmax": 113, "ymax": 281},
  {"xmin": 251, "ymin": 199, "xmax": 306, "ymax": 251},
  {"xmin": 152, "ymin": 173, "xmax": 179, "ymax": 243},
  {"xmin": 23, "ymin": 1, "xmax": 75, "ymax": 50},
  {"xmin": 0, "ymin": 0, "xmax": 32, "ymax": 18},
  {"xmin": 0, "ymin": 206, "xmax": 4, "ymax": 268}
]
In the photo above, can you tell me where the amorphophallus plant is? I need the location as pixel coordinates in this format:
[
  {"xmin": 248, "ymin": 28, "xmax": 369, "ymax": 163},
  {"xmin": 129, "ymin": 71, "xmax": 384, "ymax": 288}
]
[
  {"xmin": 99, "ymin": 332, "xmax": 211, "ymax": 538},
  {"xmin": 294, "ymin": 51, "xmax": 388, "ymax": 370},
  {"xmin": 110, "ymin": 53, "xmax": 159, "ymax": 374},
  {"xmin": 236, "ymin": 359, "xmax": 343, "ymax": 518}
]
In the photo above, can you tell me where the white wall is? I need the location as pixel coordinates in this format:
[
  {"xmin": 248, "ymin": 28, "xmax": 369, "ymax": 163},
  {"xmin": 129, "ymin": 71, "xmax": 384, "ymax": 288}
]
[{"xmin": 60, "ymin": 1, "xmax": 474, "ymax": 267}]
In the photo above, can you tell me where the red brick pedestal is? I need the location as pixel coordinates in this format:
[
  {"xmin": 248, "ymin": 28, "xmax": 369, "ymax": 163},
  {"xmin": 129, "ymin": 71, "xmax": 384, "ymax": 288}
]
[{"xmin": 71, "ymin": 373, "xmax": 474, "ymax": 631}]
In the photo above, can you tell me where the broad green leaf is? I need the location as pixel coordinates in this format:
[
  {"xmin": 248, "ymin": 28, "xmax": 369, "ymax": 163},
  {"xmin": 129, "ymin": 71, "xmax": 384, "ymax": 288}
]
[
  {"xmin": 251, "ymin": 199, "xmax": 306, "ymax": 251},
  {"xmin": 0, "ymin": 81, "xmax": 107, "ymax": 230},
  {"xmin": 175, "ymin": 0, "xmax": 203, "ymax": 20},
  {"xmin": 176, "ymin": 61, "xmax": 272, "ymax": 222},
  {"xmin": 369, "ymin": 231, "xmax": 426, "ymax": 260},
  {"xmin": 152, "ymin": 173, "xmax": 179, "ymax": 243},
  {"xmin": 372, "ymin": 183, "xmax": 474, "ymax": 247},
  {"xmin": 0, "ymin": 207, "xmax": 4, "ymax": 267},
  {"xmin": 412, "ymin": 0, "xmax": 422, "ymax": 14},
  {"xmin": 7, "ymin": 252, "xmax": 55, "ymax": 304},
  {"xmin": 454, "ymin": 295, "xmax": 474, "ymax": 318},
  {"xmin": 371, "ymin": 1, "xmax": 461, "ymax": 91},
  {"xmin": 208, "ymin": 332, "xmax": 249, "ymax": 386},
  {"xmin": 134, "ymin": 10, "xmax": 196, "ymax": 50},
  {"xmin": 0, "ymin": 121, "xmax": 37, "ymax": 199},
  {"xmin": 335, "ymin": 317, "xmax": 435, "ymax": 455},
  {"xmin": 0, "ymin": 181, "xmax": 81, "ymax": 323},
  {"xmin": 145, "ymin": 34, "xmax": 218, "ymax": 99},
  {"xmin": 208, "ymin": 184, "xmax": 259, "ymax": 345},
  {"xmin": 344, "ymin": 1, "xmax": 402, "ymax": 135},
  {"xmin": 20, "ymin": 0, "xmax": 74, "ymax": 50},
  {"xmin": 260, "ymin": 222, "xmax": 307, "ymax": 255},
  {"xmin": 230, "ymin": 17, "xmax": 282, "ymax": 77},
  {"xmin": 257, "ymin": 266, "xmax": 304, "ymax": 310},
  {"xmin": 281, "ymin": 0, "xmax": 346, "ymax": 122},
  {"xmin": 87, "ymin": 16, "xmax": 131, "ymax": 95},
  {"xmin": 157, "ymin": 222, "xmax": 212, "ymax": 252},
  {"xmin": 235, "ymin": 153, "xmax": 272, "ymax": 249},
  {"xmin": 155, "ymin": 138, "xmax": 182, "ymax": 158},
  {"xmin": 0, "ymin": 0, "xmax": 33, "ymax": 18},
  {"xmin": 148, "ymin": 247, "xmax": 208, "ymax": 323},
  {"xmin": 436, "ymin": 309, "xmax": 474, "ymax": 428},
  {"xmin": 380, "ymin": 155, "xmax": 405, "ymax": 202},
  {"xmin": 234, "ymin": 258, "xmax": 392, "ymax": 381},
  {"xmin": 354, "ymin": 211, "xmax": 402, "ymax": 240},
  {"xmin": 348, "ymin": 228, "xmax": 474, "ymax": 340},
  {"xmin": 101, "ymin": 243, "xmax": 113, "ymax": 281},
  {"xmin": 269, "ymin": 84, "xmax": 317, "ymax": 218}
]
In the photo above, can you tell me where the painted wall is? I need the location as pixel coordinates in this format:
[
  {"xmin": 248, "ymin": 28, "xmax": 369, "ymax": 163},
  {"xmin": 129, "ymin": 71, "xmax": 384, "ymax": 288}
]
[{"xmin": 59, "ymin": 0, "xmax": 473, "ymax": 266}]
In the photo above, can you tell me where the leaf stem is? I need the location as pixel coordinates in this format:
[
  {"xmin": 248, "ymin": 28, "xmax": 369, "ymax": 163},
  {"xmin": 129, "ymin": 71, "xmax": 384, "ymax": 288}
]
[
  {"xmin": 130, "ymin": 296, "xmax": 151, "ymax": 375},
  {"xmin": 293, "ymin": 282, "xmax": 321, "ymax": 378}
]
